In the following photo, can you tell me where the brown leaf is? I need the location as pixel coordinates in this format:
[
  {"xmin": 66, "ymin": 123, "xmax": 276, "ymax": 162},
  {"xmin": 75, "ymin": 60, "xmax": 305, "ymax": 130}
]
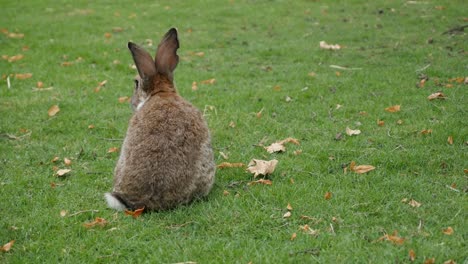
[
  {"xmin": 15, "ymin": 73, "xmax": 32, "ymax": 79},
  {"xmin": 283, "ymin": 211, "xmax": 292, "ymax": 218},
  {"xmin": 290, "ymin": 232, "xmax": 297, "ymax": 241},
  {"xmin": 6, "ymin": 54, "xmax": 24, "ymax": 62},
  {"xmin": 442, "ymin": 226, "xmax": 453, "ymax": 235},
  {"xmin": 349, "ymin": 161, "xmax": 375, "ymax": 174},
  {"xmin": 443, "ymin": 260, "xmax": 456, "ymax": 264},
  {"xmin": 36, "ymin": 81, "xmax": 44, "ymax": 88},
  {"xmin": 48, "ymin": 105, "xmax": 60, "ymax": 117},
  {"xmin": 223, "ymin": 190, "xmax": 230, "ymax": 196},
  {"xmin": 385, "ymin": 105, "xmax": 401, "ymax": 113},
  {"xmin": 247, "ymin": 179, "xmax": 273, "ymax": 186},
  {"xmin": 61, "ymin": 61, "xmax": 73, "ymax": 67},
  {"xmin": 217, "ymin": 162, "xmax": 245, "ymax": 169},
  {"xmin": 247, "ymin": 159, "xmax": 278, "ymax": 177},
  {"xmin": 324, "ymin": 192, "xmax": 332, "ymax": 200},
  {"xmin": 64, "ymin": 158, "xmax": 72, "ymax": 166},
  {"xmin": 200, "ymin": 78, "xmax": 216, "ymax": 85},
  {"xmin": 378, "ymin": 230, "xmax": 405, "ymax": 245},
  {"xmin": 124, "ymin": 207, "xmax": 145, "ymax": 219},
  {"xmin": 0, "ymin": 240, "xmax": 15, "ymax": 252},
  {"xmin": 408, "ymin": 199, "xmax": 421, "ymax": 208},
  {"xmin": 228, "ymin": 121, "xmax": 236, "ymax": 128},
  {"xmin": 278, "ymin": 137, "xmax": 300, "ymax": 145},
  {"xmin": 424, "ymin": 258, "xmax": 435, "ymax": 264},
  {"xmin": 377, "ymin": 120, "xmax": 385, "ymax": 126},
  {"xmin": 104, "ymin": 32, "xmax": 112, "ymax": 39},
  {"xmin": 107, "ymin": 147, "xmax": 119, "ymax": 153},
  {"xmin": 51, "ymin": 156, "xmax": 60, "ymax": 163},
  {"xmin": 88, "ymin": 124, "xmax": 95, "ymax": 129},
  {"xmin": 118, "ymin": 96, "xmax": 130, "ymax": 103},
  {"xmin": 112, "ymin": 27, "xmax": 124, "ymax": 33},
  {"xmin": 286, "ymin": 203, "xmax": 293, "ymax": 211},
  {"xmin": 409, "ymin": 249, "xmax": 416, "ymax": 262},
  {"xmin": 83, "ymin": 217, "xmax": 108, "ymax": 228},
  {"xmin": 447, "ymin": 136, "xmax": 453, "ymax": 145},
  {"xmin": 256, "ymin": 108, "xmax": 264, "ymax": 118},
  {"xmin": 293, "ymin": 150, "xmax": 302, "ymax": 156},
  {"xmin": 299, "ymin": 225, "xmax": 319, "ymax": 236},
  {"xmin": 264, "ymin": 142, "xmax": 285, "ymax": 153},
  {"xmin": 427, "ymin": 92, "xmax": 446, "ymax": 100},
  {"xmin": 8, "ymin": 32, "xmax": 24, "ymax": 39},
  {"xmin": 420, "ymin": 129, "xmax": 432, "ymax": 135},
  {"xmin": 346, "ymin": 127, "xmax": 361, "ymax": 136},
  {"xmin": 56, "ymin": 169, "xmax": 71, "ymax": 177}
]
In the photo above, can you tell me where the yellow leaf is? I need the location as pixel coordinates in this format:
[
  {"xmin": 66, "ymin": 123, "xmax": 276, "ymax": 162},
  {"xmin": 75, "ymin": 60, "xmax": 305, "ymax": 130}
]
[
  {"xmin": 324, "ymin": 192, "xmax": 332, "ymax": 200},
  {"xmin": 60, "ymin": 210, "xmax": 68, "ymax": 217},
  {"xmin": 200, "ymin": 78, "xmax": 216, "ymax": 85},
  {"xmin": 217, "ymin": 162, "xmax": 245, "ymax": 169},
  {"xmin": 346, "ymin": 126, "xmax": 361, "ymax": 136},
  {"xmin": 427, "ymin": 92, "xmax": 446, "ymax": 100},
  {"xmin": 15, "ymin": 73, "xmax": 32, "ymax": 79},
  {"xmin": 0, "ymin": 240, "xmax": 15, "ymax": 252},
  {"xmin": 385, "ymin": 105, "xmax": 401, "ymax": 113},
  {"xmin": 286, "ymin": 203, "xmax": 293, "ymax": 211},
  {"xmin": 442, "ymin": 226, "xmax": 453, "ymax": 235},
  {"xmin": 247, "ymin": 159, "xmax": 278, "ymax": 177},
  {"xmin": 378, "ymin": 230, "xmax": 405, "ymax": 245},
  {"xmin": 7, "ymin": 54, "xmax": 24, "ymax": 62},
  {"xmin": 447, "ymin": 136, "xmax": 453, "ymax": 145},
  {"xmin": 420, "ymin": 129, "xmax": 432, "ymax": 135},
  {"xmin": 48, "ymin": 105, "xmax": 60, "ymax": 117},
  {"xmin": 349, "ymin": 161, "xmax": 375, "ymax": 174},
  {"xmin": 408, "ymin": 199, "xmax": 421, "ymax": 208},
  {"xmin": 56, "ymin": 169, "xmax": 71, "ymax": 177}
]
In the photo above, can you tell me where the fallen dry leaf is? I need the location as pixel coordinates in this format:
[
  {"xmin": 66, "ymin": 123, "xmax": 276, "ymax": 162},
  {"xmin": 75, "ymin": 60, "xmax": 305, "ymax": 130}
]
[
  {"xmin": 447, "ymin": 136, "xmax": 453, "ymax": 145},
  {"xmin": 191, "ymin": 81, "xmax": 198, "ymax": 91},
  {"xmin": 256, "ymin": 108, "xmax": 264, "ymax": 118},
  {"xmin": 442, "ymin": 226, "xmax": 453, "ymax": 235},
  {"xmin": 247, "ymin": 159, "xmax": 278, "ymax": 177},
  {"xmin": 324, "ymin": 192, "xmax": 332, "ymax": 200},
  {"xmin": 56, "ymin": 169, "xmax": 71, "ymax": 177},
  {"xmin": 299, "ymin": 225, "xmax": 319, "ymax": 236},
  {"xmin": 420, "ymin": 129, "xmax": 432, "ymax": 135},
  {"xmin": 15, "ymin": 73, "xmax": 32, "ymax": 79},
  {"xmin": 217, "ymin": 162, "xmax": 245, "ymax": 169},
  {"xmin": 112, "ymin": 27, "xmax": 124, "ymax": 33},
  {"xmin": 200, "ymin": 78, "xmax": 216, "ymax": 85},
  {"xmin": 228, "ymin": 121, "xmax": 236, "ymax": 128},
  {"xmin": 64, "ymin": 158, "xmax": 72, "ymax": 166},
  {"xmin": 427, "ymin": 92, "xmax": 446, "ymax": 100},
  {"xmin": 36, "ymin": 81, "xmax": 43, "ymax": 88},
  {"xmin": 219, "ymin": 151, "xmax": 229, "ymax": 160},
  {"xmin": 88, "ymin": 124, "xmax": 95, "ymax": 129},
  {"xmin": 409, "ymin": 249, "xmax": 416, "ymax": 262},
  {"xmin": 424, "ymin": 258, "xmax": 435, "ymax": 264},
  {"xmin": 48, "ymin": 105, "xmax": 60, "ymax": 117},
  {"xmin": 118, "ymin": 96, "xmax": 130, "ymax": 103},
  {"xmin": 107, "ymin": 147, "xmax": 119, "ymax": 153},
  {"xmin": 83, "ymin": 217, "xmax": 108, "ymax": 228},
  {"xmin": 104, "ymin": 32, "xmax": 112, "ymax": 39},
  {"xmin": 286, "ymin": 203, "xmax": 293, "ymax": 211},
  {"xmin": 0, "ymin": 240, "xmax": 15, "ymax": 252},
  {"xmin": 247, "ymin": 179, "xmax": 273, "ymax": 186},
  {"xmin": 7, "ymin": 32, "xmax": 24, "ymax": 39},
  {"xmin": 319, "ymin": 41, "xmax": 341, "ymax": 50},
  {"xmin": 408, "ymin": 199, "xmax": 421, "ymax": 208},
  {"xmin": 60, "ymin": 210, "xmax": 68, "ymax": 217},
  {"xmin": 5, "ymin": 54, "xmax": 24, "ymax": 62},
  {"xmin": 443, "ymin": 260, "xmax": 456, "ymax": 264},
  {"xmin": 378, "ymin": 230, "xmax": 405, "ymax": 245},
  {"xmin": 278, "ymin": 137, "xmax": 300, "ymax": 145},
  {"xmin": 290, "ymin": 232, "xmax": 297, "ymax": 241},
  {"xmin": 346, "ymin": 127, "xmax": 361, "ymax": 136},
  {"xmin": 51, "ymin": 156, "xmax": 60, "ymax": 163},
  {"xmin": 293, "ymin": 150, "xmax": 302, "ymax": 156},
  {"xmin": 265, "ymin": 142, "xmax": 285, "ymax": 153},
  {"xmin": 94, "ymin": 80, "xmax": 107, "ymax": 92},
  {"xmin": 223, "ymin": 190, "xmax": 230, "ymax": 196},
  {"xmin": 283, "ymin": 211, "xmax": 292, "ymax": 218},
  {"xmin": 385, "ymin": 105, "xmax": 401, "ymax": 113},
  {"xmin": 124, "ymin": 207, "xmax": 145, "ymax": 219},
  {"xmin": 377, "ymin": 120, "xmax": 385, "ymax": 126},
  {"xmin": 349, "ymin": 161, "xmax": 375, "ymax": 174}
]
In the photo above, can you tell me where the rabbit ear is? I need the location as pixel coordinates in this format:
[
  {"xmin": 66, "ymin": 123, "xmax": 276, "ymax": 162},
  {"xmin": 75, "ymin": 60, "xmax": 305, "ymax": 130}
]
[
  {"xmin": 128, "ymin": 42, "xmax": 157, "ymax": 79},
  {"xmin": 155, "ymin": 28, "xmax": 179, "ymax": 78}
]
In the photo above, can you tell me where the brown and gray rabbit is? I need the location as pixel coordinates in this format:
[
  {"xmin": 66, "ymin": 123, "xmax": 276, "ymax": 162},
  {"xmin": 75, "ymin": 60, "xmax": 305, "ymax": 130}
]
[{"xmin": 105, "ymin": 28, "xmax": 215, "ymax": 211}]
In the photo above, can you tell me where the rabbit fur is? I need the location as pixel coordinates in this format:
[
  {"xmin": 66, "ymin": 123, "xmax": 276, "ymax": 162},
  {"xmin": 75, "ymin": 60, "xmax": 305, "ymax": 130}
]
[{"xmin": 105, "ymin": 28, "xmax": 215, "ymax": 211}]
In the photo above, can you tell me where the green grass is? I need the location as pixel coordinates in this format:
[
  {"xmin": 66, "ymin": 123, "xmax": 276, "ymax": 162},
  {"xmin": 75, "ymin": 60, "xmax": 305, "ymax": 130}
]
[{"xmin": 1, "ymin": 0, "xmax": 466, "ymax": 263}]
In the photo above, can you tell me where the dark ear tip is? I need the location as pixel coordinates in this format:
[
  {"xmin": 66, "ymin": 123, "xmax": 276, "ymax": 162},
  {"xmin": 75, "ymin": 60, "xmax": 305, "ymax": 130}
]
[{"xmin": 128, "ymin": 42, "xmax": 134, "ymax": 50}]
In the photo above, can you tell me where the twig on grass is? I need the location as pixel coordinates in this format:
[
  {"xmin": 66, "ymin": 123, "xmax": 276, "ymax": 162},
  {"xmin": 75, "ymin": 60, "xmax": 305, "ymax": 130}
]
[
  {"xmin": 415, "ymin": 64, "xmax": 431, "ymax": 72},
  {"xmin": 329, "ymin": 65, "xmax": 362, "ymax": 70},
  {"xmin": 68, "ymin": 209, "xmax": 99, "ymax": 217},
  {"xmin": 445, "ymin": 185, "xmax": 460, "ymax": 192}
]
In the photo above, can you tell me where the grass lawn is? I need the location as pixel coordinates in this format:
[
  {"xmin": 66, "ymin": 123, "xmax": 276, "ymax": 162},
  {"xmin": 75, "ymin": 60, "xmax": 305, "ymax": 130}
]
[{"xmin": 1, "ymin": 0, "xmax": 466, "ymax": 263}]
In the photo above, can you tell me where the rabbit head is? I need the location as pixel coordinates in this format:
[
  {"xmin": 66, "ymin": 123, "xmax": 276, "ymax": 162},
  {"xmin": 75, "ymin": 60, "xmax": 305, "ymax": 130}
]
[{"xmin": 128, "ymin": 28, "xmax": 179, "ymax": 111}]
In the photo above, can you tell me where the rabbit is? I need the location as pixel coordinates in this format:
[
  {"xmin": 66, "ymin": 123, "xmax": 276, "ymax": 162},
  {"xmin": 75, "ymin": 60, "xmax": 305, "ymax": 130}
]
[{"xmin": 105, "ymin": 28, "xmax": 215, "ymax": 211}]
